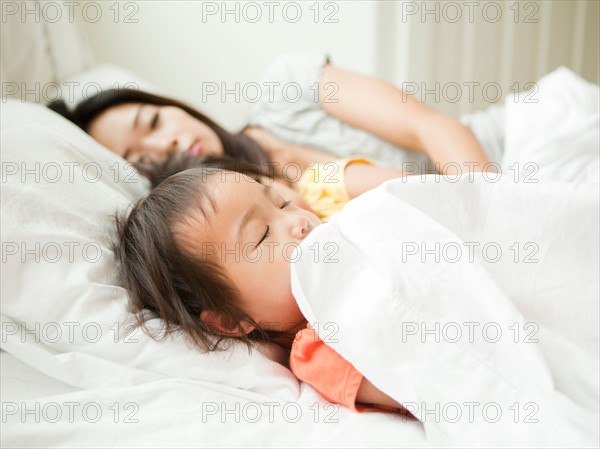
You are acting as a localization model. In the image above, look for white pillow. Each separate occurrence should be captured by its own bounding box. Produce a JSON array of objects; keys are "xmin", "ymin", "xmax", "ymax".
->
[
  {"xmin": 1, "ymin": 1, "xmax": 93, "ymax": 103},
  {"xmin": 0, "ymin": 100, "xmax": 298, "ymax": 400}
]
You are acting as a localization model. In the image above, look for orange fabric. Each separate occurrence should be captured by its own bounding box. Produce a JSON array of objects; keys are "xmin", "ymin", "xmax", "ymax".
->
[
  {"xmin": 290, "ymin": 324, "xmax": 406, "ymax": 414},
  {"xmin": 290, "ymin": 324, "xmax": 364, "ymax": 412}
]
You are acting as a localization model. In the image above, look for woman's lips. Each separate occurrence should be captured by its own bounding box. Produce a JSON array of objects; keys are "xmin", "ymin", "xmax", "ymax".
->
[{"xmin": 188, "ymin": 141, "xmax": 203, "ymax": 156}]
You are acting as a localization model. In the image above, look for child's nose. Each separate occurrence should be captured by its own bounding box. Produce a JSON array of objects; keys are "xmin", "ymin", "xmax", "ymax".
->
[{"xmin": 291, "ymin": 217, "xmax": 313, "ymax": 240}]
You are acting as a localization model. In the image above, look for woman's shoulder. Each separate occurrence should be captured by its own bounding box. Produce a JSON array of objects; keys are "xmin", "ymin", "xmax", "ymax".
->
[
  {"xmin": 248, "ymin": 53, "xmax": 330, "ymax": 117},
  {"xmin": 260, "ymin": 52, "xmax": 330, "ymax": 87}
]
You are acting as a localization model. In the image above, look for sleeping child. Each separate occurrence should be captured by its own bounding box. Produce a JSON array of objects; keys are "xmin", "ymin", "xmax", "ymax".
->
[{"xmin": 113, "ymin": 154, "xmax": 415, "ymax": 414}]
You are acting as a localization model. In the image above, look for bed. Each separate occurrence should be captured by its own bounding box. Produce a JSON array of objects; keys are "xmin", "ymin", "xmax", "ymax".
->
[{"xmin": 2, "ymin": 4, "xmax": 599, "ymax": 448}]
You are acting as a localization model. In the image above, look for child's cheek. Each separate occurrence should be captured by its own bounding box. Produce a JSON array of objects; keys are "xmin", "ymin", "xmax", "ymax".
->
[{"xmin": 283, "ymin": 243, "xmax": 298, "ymax": 262}]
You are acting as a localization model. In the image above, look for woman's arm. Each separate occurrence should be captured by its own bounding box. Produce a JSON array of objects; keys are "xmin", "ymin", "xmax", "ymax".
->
[
  {"xmin": 344, "ymin": 162, "xmax": 406, "ymax": 199},
  {"xmin": 243, "ymin": 126, "xmax": 335, "ymax": 176},
  {"xmin": 319, "ymin": 64, "xmax": 493, "ymax": 174}
]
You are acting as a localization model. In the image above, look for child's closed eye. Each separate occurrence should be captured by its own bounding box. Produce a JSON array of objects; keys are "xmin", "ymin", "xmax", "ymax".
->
[
  {"xmin": 257, "ymin": 200, "xmax": 291, "ymax": 247},
  {"xmin": 258, "ymin": 227, "xmax": 269, "ymax": 247}
]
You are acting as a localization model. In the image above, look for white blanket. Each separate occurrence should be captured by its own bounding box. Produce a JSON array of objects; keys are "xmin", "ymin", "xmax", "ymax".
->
[{"xmin": 291, "ymin": 67, "xmax": 599, "ymax": 447}]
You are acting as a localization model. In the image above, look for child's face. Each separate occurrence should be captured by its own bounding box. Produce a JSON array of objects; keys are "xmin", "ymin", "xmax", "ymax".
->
[{"xmin": 192, "ymin": 173, "xmax": 321, "ymax": 334}]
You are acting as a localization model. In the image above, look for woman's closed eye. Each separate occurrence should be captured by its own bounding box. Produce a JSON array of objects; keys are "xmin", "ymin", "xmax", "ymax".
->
[
  {"xmin": 150, "ymin": 112, "xmax": 160, "ymax": 129},
  {"xmin": 256, "ymin": 200, "xmax": 291, "ymax": 247}
]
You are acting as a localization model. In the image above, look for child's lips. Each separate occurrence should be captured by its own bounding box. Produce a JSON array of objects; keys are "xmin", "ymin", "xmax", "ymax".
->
[{"xmin": 188, "ymin": 141, "xmax": 202, "ymax": 156}]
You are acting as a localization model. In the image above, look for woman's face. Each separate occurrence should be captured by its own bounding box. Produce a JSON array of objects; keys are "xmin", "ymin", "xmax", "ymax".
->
[{"xmin": 87, "ymin": 103, "xmax": 224, "ymax": 163}]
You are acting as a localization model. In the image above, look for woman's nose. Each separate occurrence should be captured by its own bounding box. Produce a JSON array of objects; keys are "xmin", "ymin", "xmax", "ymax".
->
[{"xmin": 143, "ymin": 135, "xmax": 178, "ymax": 159}]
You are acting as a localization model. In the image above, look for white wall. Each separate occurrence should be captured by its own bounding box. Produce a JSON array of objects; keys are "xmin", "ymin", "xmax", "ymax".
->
[
  {"xmin": 80, "ymin": 0, "xmax": 381, "ymax": 131},
  {"xmin": 80, "ymin": 0, "xmax": 599, "ymax": 127}
]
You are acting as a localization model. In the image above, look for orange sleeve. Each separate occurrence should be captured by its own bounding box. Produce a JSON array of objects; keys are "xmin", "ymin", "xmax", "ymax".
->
[
  {"xmin": 290, "ymin": 324, "xmax": 365, "ymax": 412},
  {"xmin": 290, "ymin": 325, "xmax": 410, "ymax": 415}
]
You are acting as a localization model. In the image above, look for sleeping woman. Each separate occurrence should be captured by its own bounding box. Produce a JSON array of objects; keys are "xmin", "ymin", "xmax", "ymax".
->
[{"xmin": 48, "ymin": 53, "xmax": 501, "ymax": 184}]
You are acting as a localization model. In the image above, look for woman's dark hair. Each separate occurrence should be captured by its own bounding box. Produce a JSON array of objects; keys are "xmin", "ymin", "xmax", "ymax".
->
[
  {"xmin": 48, "ymin": 88, "xmax": 269, "ymax": 168},
  {"xmin": 111, "ymin": 167, "xmax": 286, "ymax": 352}
]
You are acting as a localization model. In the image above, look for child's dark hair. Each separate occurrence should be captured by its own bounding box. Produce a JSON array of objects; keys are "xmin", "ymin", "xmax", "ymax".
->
[
  {"xmin": 136, "ymin": 151, "xmax": 272, "ymax": 189},
  {"xmin": 111, "ymin": 167, "xmax": 281, "ymax": 352}
]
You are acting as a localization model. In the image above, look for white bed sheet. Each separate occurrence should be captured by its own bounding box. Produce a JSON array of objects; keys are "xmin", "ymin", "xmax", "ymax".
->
[
  {"xmin": 1, "ymin": 350, "xmax": 80, "ymax": 403},
  {"xmin": 1, "ymin": 347, "xmax": 426, "ymax": 448}
]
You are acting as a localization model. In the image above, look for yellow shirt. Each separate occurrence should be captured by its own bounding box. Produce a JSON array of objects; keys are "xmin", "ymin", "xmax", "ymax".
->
[{"xmin": 297, "ymin": 157, "xmax": 374, "ymax": 222}]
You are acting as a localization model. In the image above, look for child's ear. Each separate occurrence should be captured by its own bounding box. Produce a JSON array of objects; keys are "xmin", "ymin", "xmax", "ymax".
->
[{"xmin": 200, "ymin": 310, "xmax": 256, "ymax": 336}]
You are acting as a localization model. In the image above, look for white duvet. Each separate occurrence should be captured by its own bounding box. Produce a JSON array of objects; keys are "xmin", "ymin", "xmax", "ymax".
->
[
  {"xmin": 291, "ymin": 67, "xmax": 599, "ymax": 447},
  {"xmin": 2, "ymin": 66, "xmax": 598, "ymax": 448}
]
